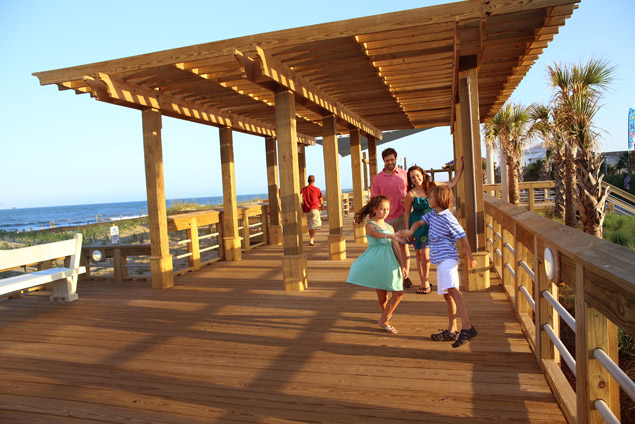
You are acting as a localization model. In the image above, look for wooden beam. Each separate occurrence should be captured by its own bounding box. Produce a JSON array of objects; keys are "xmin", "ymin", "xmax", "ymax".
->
[
  {"xmin": 141, "ymin": 108, "xmax": 174, "ymax": 289},
  {"xmin": 367, "ymin": 135, "xmax": 378, "ymax": 183},
  {"xmin": 235, "ymin": 47, "xmax": 382, "ymax": 140},
  {"xmin": 83, "ymin": 73, "xmax": 316, "ymax": 144}
]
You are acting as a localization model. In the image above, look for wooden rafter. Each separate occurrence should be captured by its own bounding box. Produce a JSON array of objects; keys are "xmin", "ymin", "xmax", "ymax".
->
[
  {"xmin": 234, "ymin": 47, "xmax": 382, "ymax": 140},
  {"xmin": 84, "ymin": 73, "xmax": 315, "ymax": 144}
]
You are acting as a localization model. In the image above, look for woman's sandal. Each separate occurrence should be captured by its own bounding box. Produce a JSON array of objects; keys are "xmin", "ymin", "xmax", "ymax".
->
[
  {"xmin": 431, "ymin": 329, "xmax": 459, "ymax": 341},
  {"xmin": 416, "ymin": 285, "xmax": 432, "ymax": 294}
]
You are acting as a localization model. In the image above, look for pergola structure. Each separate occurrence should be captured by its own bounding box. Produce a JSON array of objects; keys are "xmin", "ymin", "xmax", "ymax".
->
[{"xmin": 33, "ymin": 0, "xmax": 579, "ymax": 291}]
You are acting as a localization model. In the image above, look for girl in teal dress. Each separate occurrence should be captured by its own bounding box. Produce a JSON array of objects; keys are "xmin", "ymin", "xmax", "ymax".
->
[
  {"xmin": 403, "ymin": 162, "xmax": 464, "ymax": 294},
  {"xmin": 347, "ymin": 195, "xmax": 407, "ymax": 334}
]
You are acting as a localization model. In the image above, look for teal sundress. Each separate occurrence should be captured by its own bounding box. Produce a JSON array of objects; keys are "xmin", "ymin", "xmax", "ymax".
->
[
  {"xmin": 346, "ymin": 221, "xmax": 403, "ymax": 291},
  {"xmin": 408, "ymin": 195, "xmax": 432, "ymax": 250}
]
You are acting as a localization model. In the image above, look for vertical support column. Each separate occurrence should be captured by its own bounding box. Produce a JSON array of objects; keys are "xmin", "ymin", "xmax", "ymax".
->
[
  {"xmin": 276, "ymin": 88, "xmax": 307, "ymax": 291},
  {"xmin": 323, "ymin": 115, "xmax": 346, "ymax": 260},
  {"xmin": 458, "ymin": 68, "xmax": 485, "ymax": 253},
  {"xmin": 297, "ymin": 143, "xmax": 308, "ymax": 235},
  {"xmin": 219, "ymin": 126, "xmax": 242, "ymax": 262},
  {"xmin": 367, "ymin": 135, "xmax": 378, "ymax": 186},
  {"xmin": 453, "ymin": 101, "xmax": 466, "ymax": 227},
  {"xmin": 265, "ymin": 136, "xmax": 283, "ymax": 245},
  {"xmin": 350, "ymin": 129, "xmax": 366, "ymax": 243},
  {"xmin": 142, "ymin": 108, "xmax": 174, "ymax": 289},
  {"xmin": 362, "ymin": 151, "xmax": 369, "ymax": 192},
  {"xmin": 187, "ymin": 217, "xmax": 201, "ymax": 270}
]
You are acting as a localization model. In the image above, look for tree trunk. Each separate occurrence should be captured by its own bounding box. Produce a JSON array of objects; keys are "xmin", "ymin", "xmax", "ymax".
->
[
  {"xmin": 507, "ymin": 156, "xmax": 520, "ymax": 205},
  {"xmin": 553, "ymin": 150, "xmax": 566, "ymax": 220},
  {"xmin": 539, "ymin": 157, "xmax": 552, "ymax": 181},
  {"xmin": 564, "ymin": 145, "xmax": 577, "ymax": 228},
  {"xmin": 576, "ymin": 150, "xmax": 608, "ymax": 238}
]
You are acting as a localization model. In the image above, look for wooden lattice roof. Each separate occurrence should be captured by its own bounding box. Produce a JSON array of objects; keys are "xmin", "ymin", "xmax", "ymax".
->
[{"xmin": 33, "ymin": 0, "xmax": 579, "ymax": 144}]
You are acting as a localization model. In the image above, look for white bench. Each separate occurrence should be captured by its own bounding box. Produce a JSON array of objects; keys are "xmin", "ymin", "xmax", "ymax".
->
[{"xmin": 0, "ymin": 233, "xmax": 86, "ymax": 302}]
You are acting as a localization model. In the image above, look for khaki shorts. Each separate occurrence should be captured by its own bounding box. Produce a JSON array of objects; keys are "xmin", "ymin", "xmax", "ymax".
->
[
  {"xmin": 386, "ymin": 216, "xmax": 406, "ymax": 231},
  {"xmin": 306, "ymin": 209, "xmax": 322, "ymax": 230}
]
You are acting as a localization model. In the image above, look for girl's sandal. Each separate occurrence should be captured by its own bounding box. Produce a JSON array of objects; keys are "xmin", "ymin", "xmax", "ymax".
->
[
  {"xmin": 381, "ymin": 324, "xmax": 398, "ymax": 334},
  {"xmin": 416, "ymin": 285, "xmax": 432, "ymax": 294}
]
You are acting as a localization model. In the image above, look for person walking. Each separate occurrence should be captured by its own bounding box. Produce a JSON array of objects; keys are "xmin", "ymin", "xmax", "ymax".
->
[
  {"xmin": 400, "ymin": 185, "xmax": 478, "ymax": 348},
  {"xmin": 370, "ymin": 148, "xmax": 413, "ymax": 288},
  {"xmin": 301, "ymin": 175, "xmax": 323, "ymax": 246},
  {"xmin": 347, "ymin": 195, "xmax": 407, "ymax": 334},
  {"xmin": 403, "ymin": 159, "xmax": 464, "ymax": 294}
]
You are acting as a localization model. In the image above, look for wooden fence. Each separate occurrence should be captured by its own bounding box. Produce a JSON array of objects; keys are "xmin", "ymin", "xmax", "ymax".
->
[
  {"xmin": 80, "ymin": 204, "xmax": 269, "ymax": 281},
  {"xmin": 484, "ymin": 194, "xmax": 635, "ymax": 423},
  {"xmin": 483, "ymin": 181, "xmax": 555, "ymax": 212}
]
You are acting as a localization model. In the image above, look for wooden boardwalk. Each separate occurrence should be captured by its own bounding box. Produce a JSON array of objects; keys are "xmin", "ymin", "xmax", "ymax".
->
[{"xmin": 0, "ymin": 224, "xmax": 566, "ymax": 423}]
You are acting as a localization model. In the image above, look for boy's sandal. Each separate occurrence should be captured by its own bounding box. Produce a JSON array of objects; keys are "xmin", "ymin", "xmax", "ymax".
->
[
  {"xmin": 431, "ymin": 329, "xmax": 459, "ymax": 341},
  {"xmin": 416, "ymin": 285, "xmax": 432, "ymax": 294},
  {"xmin": 451, "ymin": 326, "xmax": 478, "ymax": 348}
]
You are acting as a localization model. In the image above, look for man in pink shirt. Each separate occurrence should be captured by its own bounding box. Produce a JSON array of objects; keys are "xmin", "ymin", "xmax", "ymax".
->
[{"xmin": 371, "ymin": 148, "xmax": 413, "ymax": 288}]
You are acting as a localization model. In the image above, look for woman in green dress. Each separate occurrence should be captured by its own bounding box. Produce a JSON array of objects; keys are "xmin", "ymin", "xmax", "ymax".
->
[
  {"xmin": 403, "ymin": 160, "xmax": 464, "ymax": 294},
  {"xmin": 347, "ymin": 195, "xmax": 407, "ymax": 334}
]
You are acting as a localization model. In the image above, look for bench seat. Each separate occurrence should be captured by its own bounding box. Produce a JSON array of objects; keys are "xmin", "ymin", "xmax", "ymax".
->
[{"xmin": 0, "ymin": 266, "xmax": 86, "ymax": 299}]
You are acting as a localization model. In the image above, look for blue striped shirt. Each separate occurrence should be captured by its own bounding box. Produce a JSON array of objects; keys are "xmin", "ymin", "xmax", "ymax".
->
[{"xmin": 421, "ymin": 209, "xmax": 466, "ymax": 265}]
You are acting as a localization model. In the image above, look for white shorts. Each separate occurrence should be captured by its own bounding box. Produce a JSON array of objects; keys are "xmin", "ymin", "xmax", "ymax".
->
[
  {"xmin": 306, "ymin": 209, "xmax": 322, "ymax": 230},
  {"xmin": 436, "ymin": 259, "xmax": 459, "ymax": 294}
]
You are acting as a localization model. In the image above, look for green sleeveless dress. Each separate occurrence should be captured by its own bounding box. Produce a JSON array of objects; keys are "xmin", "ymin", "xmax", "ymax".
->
[
  {"xmin": 408, "ymin": 195, "xmax": 432, "ymax": 250},
  {"xmin": 346, "ymin": 221, "xmax": 403, "ymax": 291}
]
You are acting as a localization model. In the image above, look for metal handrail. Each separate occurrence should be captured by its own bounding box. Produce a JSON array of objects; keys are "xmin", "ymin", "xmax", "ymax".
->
[
  {"xmin": 519, "ymin": 285, "xmax": 535, "ymax": 311},
  {"xmin": 594, "ymin": 399, "xmax": 619, "ymax": 424},
  {"xmin": 543, "ymin": 290, "xmax": 576, "ymax": 333},
  {"xmin": 593, "ymin": 348, "xmax": 635, "ymax": 401},
  {"xmin": 543, "ymin": 323, "xmax": 576, "ymax": 377},
  {"xmin": 519, "ymin": 260, "xmax": 535, "ymax": 281}
]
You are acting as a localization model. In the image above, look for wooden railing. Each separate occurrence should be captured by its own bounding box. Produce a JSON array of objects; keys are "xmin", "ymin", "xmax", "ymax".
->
[
  {"xmin": 484, "ymin": 194, "xmax": 635, "ymax": 423},
  {"xmin": 483, "ymin": 181, "xmax": 555, "ymax": 212},
  {"xmin": 80, "ymin": 204, "xmax": 269, "ymax": 281}
]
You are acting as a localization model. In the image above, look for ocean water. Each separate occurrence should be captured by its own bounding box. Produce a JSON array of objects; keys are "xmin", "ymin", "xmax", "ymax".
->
[{"xmin": 0, "ymin": 194, "xmax": 268, "ymax": 233}]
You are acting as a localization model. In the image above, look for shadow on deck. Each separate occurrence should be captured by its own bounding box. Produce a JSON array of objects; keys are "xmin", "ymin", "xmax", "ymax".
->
[{"xmin": 0, "ymin": 222, "xmax": 565, "ymax": 423}]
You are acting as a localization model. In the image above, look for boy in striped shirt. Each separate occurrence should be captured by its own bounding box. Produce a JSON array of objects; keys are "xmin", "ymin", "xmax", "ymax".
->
[{"xmin": 399, "ymin": 185, "xmax": 478, "ymax": 348}]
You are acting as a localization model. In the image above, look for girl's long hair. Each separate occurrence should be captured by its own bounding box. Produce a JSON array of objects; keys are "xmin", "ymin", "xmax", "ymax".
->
[
  {"xmin": 407, "ymin": 165, "xmax": 435, "ymax": 194},
  {"xmin": 354, "ymin": 195, "xmax": 390, "ymax": 224}
]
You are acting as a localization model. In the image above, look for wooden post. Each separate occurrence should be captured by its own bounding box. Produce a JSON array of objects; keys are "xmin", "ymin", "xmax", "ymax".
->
[
  {"xmin": 298, "ymin": 143, "xmax": 308, "ymax": 235},
  {"xmin": 362, "ymin": 151, "xmax": 369, "ymax": 191},
  {"xmin": 242, "ymin": 210, "xmax": 251, "ymax": 251},
  {"xmin": 142, "ymin": 108, "xmax": 174, "ymax": 289},
  {"xmin": 265, "ymin": 136, "xmax": 282, "ymax": 245},
  {"xmin": 276, "ymin": 88, "xmax": 307, "ymax": 290},
  {"xmin": 350, "ymin": 129, "xmax": 366, "ymax": 243},
  {"xmin": 576, "ymin": 263, "xmax": 620, "ymax": 423},
  {"xmin": 453, "ymin": 101, "xmax": 466, "ymax": 228},
  {"xmin": 219, "ymin": 126, "xmax": 242, "ymax": 262},
  {"xmin": 323, "ymin": 114, "xmax": 346, "ymax": 260},
  {"xmin": 113, "ymin": 247, "xmax": 123, "ymax": 281},
  {"xmin": 458, "ymin": 68, "xmax": 485, "ymax": 253},
  {"xmin": 187, "ymin": 217, "xmax": 201, "ymax": 270},
  {"xmin": 528, "ymin": 186, "xmax": 536, "ymax": 212},
  {"xmin": 367, "ymin": 135, "xmax": 378, "ymax": 186}
]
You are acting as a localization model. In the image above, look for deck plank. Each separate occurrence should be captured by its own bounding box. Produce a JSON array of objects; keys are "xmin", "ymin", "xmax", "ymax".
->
[{"xmin": 0, "ymin": 224, "xmax": 566, "ymax": 423}]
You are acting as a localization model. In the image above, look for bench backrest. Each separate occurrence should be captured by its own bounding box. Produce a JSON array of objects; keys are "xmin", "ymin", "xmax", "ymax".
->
[{"xmin": 0, "ymin": 233, "xmax": 83, "ymax": 272}]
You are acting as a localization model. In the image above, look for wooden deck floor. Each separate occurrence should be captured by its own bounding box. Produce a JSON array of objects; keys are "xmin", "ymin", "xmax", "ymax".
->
[{"xmin": 0, "ymin": 224, "xmax": 566, "ymax": 423}]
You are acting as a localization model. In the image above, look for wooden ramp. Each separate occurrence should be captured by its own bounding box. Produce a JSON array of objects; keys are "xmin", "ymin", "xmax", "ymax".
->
[{"xmin": 0, "ymin": 224, "xmax": 566, "ymax": 423}]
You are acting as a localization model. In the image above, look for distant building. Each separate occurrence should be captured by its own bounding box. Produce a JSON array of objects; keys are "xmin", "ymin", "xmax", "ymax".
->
[{"xmin": 522, "ymin": 146, "xmax": 547, "ymax": 167}]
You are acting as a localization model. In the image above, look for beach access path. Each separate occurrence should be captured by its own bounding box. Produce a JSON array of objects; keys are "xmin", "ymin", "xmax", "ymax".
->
[{"xmin": 0, "ymin": 220, "xmax": 565, "ymax": 423}]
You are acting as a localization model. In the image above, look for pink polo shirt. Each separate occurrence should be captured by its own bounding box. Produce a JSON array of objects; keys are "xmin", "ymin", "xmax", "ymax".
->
[{"xmin": 370, "ymin": 167, "xmax": 408, "ymax": 221}]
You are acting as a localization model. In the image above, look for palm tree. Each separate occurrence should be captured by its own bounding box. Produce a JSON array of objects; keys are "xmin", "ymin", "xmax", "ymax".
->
[
  {"xmin": 529, "ymin": 103, "xmax": 566, "ymax": 219},
  {"xmin": 547, "ymin": 59, "xmax": 614, "ymax": 237},
  {"xmin": 484, "ymin": 103, "xmax": 532, "ymax": 204}
]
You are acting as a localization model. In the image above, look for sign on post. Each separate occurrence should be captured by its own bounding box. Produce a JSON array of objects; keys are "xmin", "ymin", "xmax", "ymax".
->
[{"xmin": 110, "ymin": 225, "xmax": 120, "ymax": 244}]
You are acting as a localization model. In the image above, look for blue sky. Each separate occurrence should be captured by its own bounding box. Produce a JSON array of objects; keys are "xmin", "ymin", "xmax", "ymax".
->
[{"xmin": 1, "ymin": 0, "xmax": 633, "ymax": 209}]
